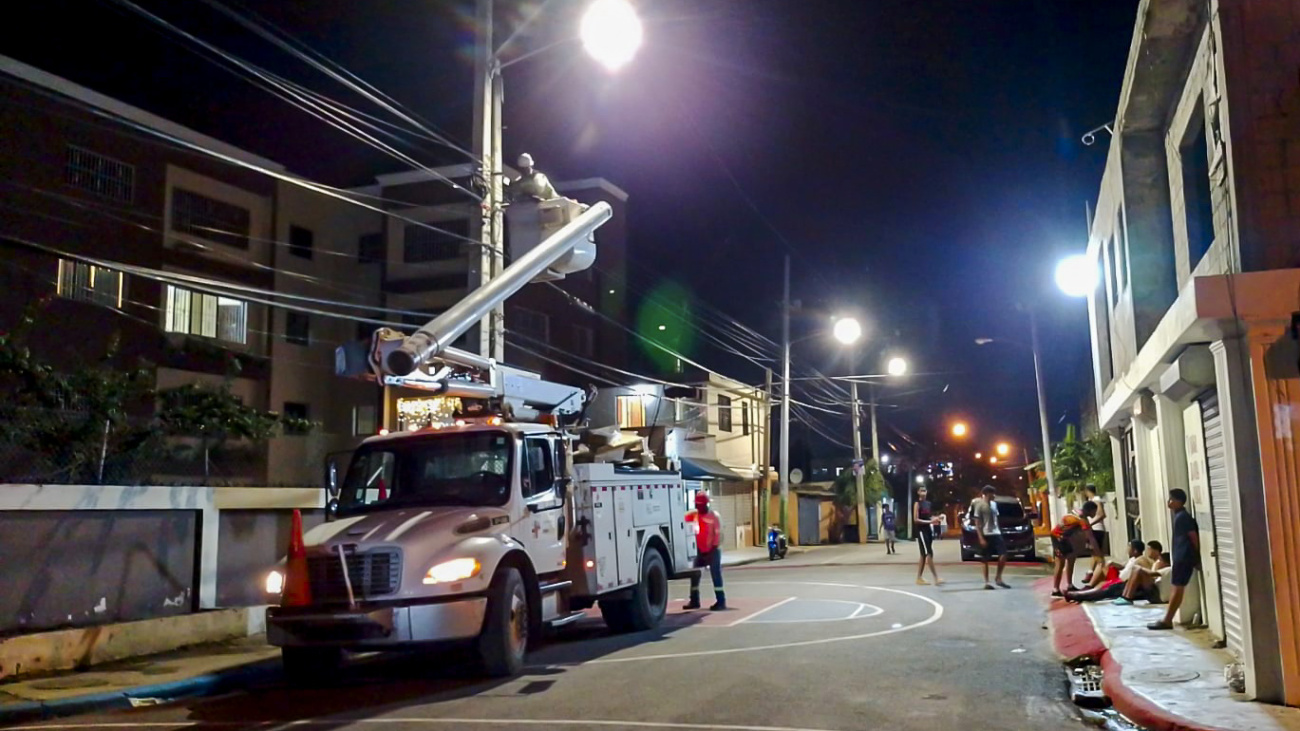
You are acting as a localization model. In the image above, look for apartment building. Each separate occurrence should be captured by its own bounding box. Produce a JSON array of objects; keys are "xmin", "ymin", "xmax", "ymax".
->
[{"xmin": 1082, "ymin": 0, "xmax": 1300, "ymax": 705}]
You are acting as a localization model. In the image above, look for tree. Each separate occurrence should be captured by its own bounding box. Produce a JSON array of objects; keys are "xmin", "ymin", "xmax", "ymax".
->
[
  {"xmin": 829, "ymin": 459, "xmax": 888, "ymax": 539},
  {"xmin": 1028, "ymin": 424, "xmax": 1115, "ymax": 504}
]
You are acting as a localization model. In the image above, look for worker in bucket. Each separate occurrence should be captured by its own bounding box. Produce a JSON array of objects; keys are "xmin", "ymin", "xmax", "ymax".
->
[{"xmin": 684, "ymin": 492, "xmax": 727, "ymax": 611}]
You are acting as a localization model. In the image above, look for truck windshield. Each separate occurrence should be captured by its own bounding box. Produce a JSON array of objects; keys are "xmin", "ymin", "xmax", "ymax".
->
[{"xmin": 338, "ymin": 431, "xmax": 513, "ymax": 515}]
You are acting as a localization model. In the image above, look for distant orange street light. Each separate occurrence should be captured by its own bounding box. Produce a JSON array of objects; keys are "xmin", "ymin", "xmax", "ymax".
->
[
  {"xmin": 996, "ymin": 442, "xmax": 1010, "ymax": 457},
  {"xmin": 951, "ymin": 422, "xmax": 968, "ymax": 438},
  {"xmin": 974, "ymin": 452, "xmax": 983, "ymax": 460},
  {"xmin": 989, "ymin": 456, "xmax": 999, "ymax": 464}
]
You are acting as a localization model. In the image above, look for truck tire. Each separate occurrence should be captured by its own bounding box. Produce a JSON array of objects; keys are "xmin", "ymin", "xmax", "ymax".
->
[
  {"xmin": 281, "ymin": 646, "xmax": 343, "ymax": 684},
  {"xmin": 600, "ymin": 549, "xmax": 668, "ymax": 633},
  {"xmin": 479, "ymin": 566, "xmax": 529, "ymax": 677}
]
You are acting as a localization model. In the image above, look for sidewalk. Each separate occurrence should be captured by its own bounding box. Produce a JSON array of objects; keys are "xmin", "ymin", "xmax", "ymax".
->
[
  {"xmin": 1040, "ymin": 578, "xmax": 1300, "ymax": 731},
  {"xmin": 721, "ymin": 545, "xmax": 802, "ymax": 566},
  {"xmin": 0, "ymin": 636, "xmax": 278, "ymax": 724}
]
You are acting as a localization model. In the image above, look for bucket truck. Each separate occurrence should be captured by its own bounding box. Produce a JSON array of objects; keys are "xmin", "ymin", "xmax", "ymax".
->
[{"xmin": 265, "ymin": 199, "xmax": 698, "ymax": 679}]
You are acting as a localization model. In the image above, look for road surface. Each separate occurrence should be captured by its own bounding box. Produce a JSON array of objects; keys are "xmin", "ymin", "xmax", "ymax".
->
[{"xmin": 7, "ymin": 544, "xmax": 1084, "ymax": 731}]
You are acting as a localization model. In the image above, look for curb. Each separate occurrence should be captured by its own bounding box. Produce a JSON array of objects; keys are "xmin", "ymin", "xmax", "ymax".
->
[
  {"xmin": 0, "ymin": 659, "xmax": 279, "ymax": 726},
  {"xmin": 1038, "ymin": 578, "xmax": 1233, "ymax": 731}
]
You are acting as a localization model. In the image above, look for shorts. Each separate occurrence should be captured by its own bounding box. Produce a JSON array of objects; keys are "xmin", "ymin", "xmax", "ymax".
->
[
  {"xmin": 1052, "ymin": 534, "xmax": 1075, "ymax": 558},
  {"xmin": 883, "ymin": 529, "xmax": 896, "ymax": 541},
  {"xmin": 981, "ymin": 534, "xmax": 1006, "ymax": 557},
  {"xmin": 1092, "ymin": 530, "xmax": 1110, "ymax": 556},
  {"xmin": 1171, "ymin": 561, "xmax": 1195, "ymax": 587},
  {"xmin": 916, "ymin": 524, "xmax": 934, "ymax": 557}
]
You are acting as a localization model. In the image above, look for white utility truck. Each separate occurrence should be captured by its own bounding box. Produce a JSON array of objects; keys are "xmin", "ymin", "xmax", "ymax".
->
[{"xmin": 265, "ymin": 200, "xmax": 698, "ymax": 678}]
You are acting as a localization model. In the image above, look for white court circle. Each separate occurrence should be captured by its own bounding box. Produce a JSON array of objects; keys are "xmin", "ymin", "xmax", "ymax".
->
[
  {"xmin": 743, "ymin": 598, "xmax": 884, "ymax": 623},
  {"xmin": 581, "ymin": 581, "xmax": 943, "ymax": 664}
]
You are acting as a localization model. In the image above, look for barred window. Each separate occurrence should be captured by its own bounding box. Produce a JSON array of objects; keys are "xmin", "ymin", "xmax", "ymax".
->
[
  {"xmin": 285, "ymin": 311, "xmax": 310, "ymax": 346},
  {"xmin": 171, "ymin": 188, "xmax": 251, "ymax": 250},
  {"xmin": 163, "ymin": 285, "xmax": 247, "ymax": 344},
  {"xmin": 57, "ymin": 259, "xmax": 124, "ymax": 308},
  {"xmin": 65, "ymin": 146, "xmax": 134, "ymax": 203},
  {"xmin": 403, "ymin": 219, "xmax": 467, "ymax": 263}
]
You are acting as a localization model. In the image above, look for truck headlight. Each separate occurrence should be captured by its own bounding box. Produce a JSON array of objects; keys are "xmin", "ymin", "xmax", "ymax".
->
[
  {"xmin": 423, "ymin": 558, "xmax": 481, "ymax": 585},
  {"xmin": 265, "ymin": 570, "xmax": 285, "ymax": 595}
]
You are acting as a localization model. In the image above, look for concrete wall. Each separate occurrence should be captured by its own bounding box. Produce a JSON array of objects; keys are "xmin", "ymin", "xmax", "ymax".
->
[{"xmin": 0, "ymin": 484, "xmax": 322, "ymax": 636}]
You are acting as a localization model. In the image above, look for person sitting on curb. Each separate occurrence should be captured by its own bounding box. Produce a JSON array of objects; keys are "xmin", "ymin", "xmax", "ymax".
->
[
  {"xmin": 1112, "ymin": 542, "xmax": 1169, "ymax": 605},
  {"xmin": 1051, "ymin": 501, "xmax": 1100, "ymax": 598},
  {"xmin": 1066, "ymin": 539, "xmax": 1155, "ymax": 603},
  {"xmin": 1149, "ymin": 488, "xmax": 1199, "ymax": 630}
]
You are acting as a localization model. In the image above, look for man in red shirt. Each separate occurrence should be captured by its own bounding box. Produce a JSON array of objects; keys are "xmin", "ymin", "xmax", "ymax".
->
[
  {"xmin": 1051, "ymin": 501, "xmax": 1100, "ymax": 597},
  {"xmin": 685, "ymin": 493, "xmax": 727, "ymax": 611}
]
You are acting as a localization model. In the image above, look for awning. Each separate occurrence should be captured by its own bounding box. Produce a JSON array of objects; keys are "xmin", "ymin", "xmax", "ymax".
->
[{"xmin": 680, "ymin": 457, "xmax": 747, "ymax": 481}]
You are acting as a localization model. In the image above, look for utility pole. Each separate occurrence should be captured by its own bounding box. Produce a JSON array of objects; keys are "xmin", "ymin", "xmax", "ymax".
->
[
  {"xmin": 760, "ymin": 368, "xmax": 773, "ymax": 543},
  {"xmin": 850, "ymin": 374, "xmax": 868, "ymax": 544},
  {"xmin": 1029, "ymin": 308, "xmax": 1058, "ymax": 523},
  {"xmin": 779, "ymin": 256, "xmax": 791, "ymax": 534},
  {"xmin": 472, "ymin": 0, "xmax": 506, "ymax": 362}
]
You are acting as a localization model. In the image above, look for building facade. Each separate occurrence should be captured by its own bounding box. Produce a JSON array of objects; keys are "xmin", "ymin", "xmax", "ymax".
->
[{"xmin": 1083, "ymin": 0, "xmax": 1300, "ymax": 705}]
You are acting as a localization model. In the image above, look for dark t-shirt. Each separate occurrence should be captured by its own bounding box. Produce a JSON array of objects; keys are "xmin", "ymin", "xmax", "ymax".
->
[
  {"xmin": 882, "ymin": 512, "xmax": 896, "ymax": 531},
  {"xmin": 915, "ymin": 500, "xmax": 932, "ymax": 524},
  {"xmin": 1172, "ymin": 508, "xmax": 1200, "ymax": 568}
]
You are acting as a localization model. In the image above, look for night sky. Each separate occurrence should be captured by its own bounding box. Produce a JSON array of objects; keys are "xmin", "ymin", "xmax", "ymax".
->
[{"xmin": 1, "ymin": 0, "xmax": 1141, "ymax": 464}]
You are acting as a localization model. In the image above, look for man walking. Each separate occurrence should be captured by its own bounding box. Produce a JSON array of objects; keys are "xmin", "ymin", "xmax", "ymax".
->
[
  {"xmin": 972, "ymin": 485, "xmax": 1010, "ymax": 589},
  {"xmin": 1149, "ymin": 489, "xmax": 1199, "ymax": 631},
  {"xmin": 685, "ymin": 492, "xmax": 727, "ymax": 611},
  {"xmin": 881, "ymin": 504, "xmax": 898, "ymax": 555}
]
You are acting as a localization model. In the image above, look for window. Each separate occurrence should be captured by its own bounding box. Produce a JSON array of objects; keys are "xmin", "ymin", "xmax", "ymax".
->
[
  {"xmin": 171, "ymin": 188, "xmax": 251, "ymax": 250},
  {"xmin": 352, "ymin": 404, "xmax": 377, "ymax": 436},
  {"xmin": 403, "ymin": 219, "xmax": 468, "ymax": 263},
  {"xmin": 573, "ymin": 325, "xmax": 595, "ymax": 358},
  {"xmin": 1181, "ymin": 101, "xmax": 1215, "ymax": 270},
  {"xmin": 285, "ymin": 311, "xmax": 310, "ymax": 346},
  {"xmin": 282, "ymin": 402, "xmax": 310, "ymax": 435},
  {"xmin": 338, "ymin": 433, "xmax": 511, "ymax": 513},
  {"xmin": 57, "ymin": 260, "xmax": 124, "ymax": 308},
  {"xmin": 66, "ymin": 146, "xmax": 133, "ymax": 203},
  {"xmin": 358, "ymin": 232, "xmax": 384, "ymax": 264},
  {"xmin": 288, "ymin": 225, "xmax": 314, "ymax": 260},
  {"xmin": 1122, "ymin": 427, "xmax": 1139, "ymax": 539},
  {"xmin": 512, "ymin": 308, "xmax": 550, "ymax": 344},
  {"xmin": 718, "ymin": 394, "xmax": 733, "ymax": 432},
  {"xmin": 742, "ymin": 400, "xmax": 750, "ymax": 435},
  {"xmin": 522, "ymin": 437, "xmax": 555, "ymax": 498},
  {"xmin": 163, "ymin": 285, "xmax": 247, "ymax": 344},
  {"xmin": 616, "ymin": 394, "xmax": 647, "ymax": 429}
]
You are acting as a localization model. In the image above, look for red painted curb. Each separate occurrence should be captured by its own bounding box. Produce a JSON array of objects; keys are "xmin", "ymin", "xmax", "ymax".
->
[{"xmin": 1036, "ymin": 577, "xmax": 1232, "ymax": 731}]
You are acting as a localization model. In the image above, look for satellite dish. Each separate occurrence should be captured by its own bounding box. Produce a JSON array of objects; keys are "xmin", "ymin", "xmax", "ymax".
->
[{"xmin": 790, "ymin": 468, "xmax": 804, "ymax": 485}]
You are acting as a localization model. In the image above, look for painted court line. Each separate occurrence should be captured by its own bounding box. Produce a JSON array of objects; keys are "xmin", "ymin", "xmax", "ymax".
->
[
  {"xmin": 728, "ymin": 596, "xmax": 796, "ymax": 626},
  {"xmin": 9, "ymin": 719, "xmax": 849, "ymax": 731}
]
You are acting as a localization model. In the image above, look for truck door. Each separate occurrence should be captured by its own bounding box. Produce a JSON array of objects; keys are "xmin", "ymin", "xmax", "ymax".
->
[{"xmin": 509, "ymin": 435, "xmax": 567, "ymax": 574}]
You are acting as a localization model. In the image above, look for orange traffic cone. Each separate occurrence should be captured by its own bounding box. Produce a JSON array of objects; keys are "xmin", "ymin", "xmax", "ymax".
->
[{"xmin": 282, "ymin": 509, "xmax": 312, "ymax": 607}]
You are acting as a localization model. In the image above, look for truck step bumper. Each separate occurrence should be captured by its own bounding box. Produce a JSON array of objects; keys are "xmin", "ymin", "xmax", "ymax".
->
[{"xmin": 267, "ymin": 598, "xmax": 488, "ymax": 648}]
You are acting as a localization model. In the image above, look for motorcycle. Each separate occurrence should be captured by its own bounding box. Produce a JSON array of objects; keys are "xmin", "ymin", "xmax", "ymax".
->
[{"xmin": 767, "ymin": 525, "xmax": 789, "ymax": 560}]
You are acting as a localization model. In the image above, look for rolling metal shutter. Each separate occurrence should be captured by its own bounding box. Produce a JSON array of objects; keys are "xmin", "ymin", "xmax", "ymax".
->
[{"xmin": 1199, "ymin": 390, "xmax": 1245, "ymax": 658}]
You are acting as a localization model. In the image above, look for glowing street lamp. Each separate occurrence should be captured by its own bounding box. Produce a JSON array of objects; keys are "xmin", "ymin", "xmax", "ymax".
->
[
  {"xmin": 974, "ymin": 452, "xmax": 983, "ymax": 460},
  {"xmin": 832, "ymin": 317, "xmax": 862, "ymax": 346},
  {"xmin": 886, "ymin": 356, "xmax": 908, "ymax": 376},
  {"xmin": 1054, "ymin": 254, "xmax": 1098, "ymax": 298},
  {"xmin": 989, "ymin": 456, "xmax": 999, "ymax": 465},
  {"xmin": 996, "ymin": 442, "xmax": 1010, "ymax": 457},
  {"xmin": 581, "ymin": 0, "xmax": 644, "ymax": 72},
  {"xmin": 951, "ymin": 422, "xmax": 968, "ymax": 438}
]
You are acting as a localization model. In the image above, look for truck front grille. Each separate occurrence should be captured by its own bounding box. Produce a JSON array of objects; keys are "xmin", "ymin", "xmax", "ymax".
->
[{"xmin": 307, "ymin": 549, "xmax": 401, "ymax": 603}]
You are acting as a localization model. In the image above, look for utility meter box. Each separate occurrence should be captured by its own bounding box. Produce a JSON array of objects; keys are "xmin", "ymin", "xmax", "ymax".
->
[{"xmin": 506, "ymin": 197, "xmax": 596, "ymax": 281}]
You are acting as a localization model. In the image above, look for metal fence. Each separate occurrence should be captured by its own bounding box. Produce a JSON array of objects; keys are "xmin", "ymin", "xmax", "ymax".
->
[{"xmin": 0, "ymin": 406, "xmax": 271, "ymax": 486}]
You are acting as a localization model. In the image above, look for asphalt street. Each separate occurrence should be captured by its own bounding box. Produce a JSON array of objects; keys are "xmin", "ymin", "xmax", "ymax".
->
[{"xmin": 5, "ymin": 544, "xmax": 1084, "ymax": 731}]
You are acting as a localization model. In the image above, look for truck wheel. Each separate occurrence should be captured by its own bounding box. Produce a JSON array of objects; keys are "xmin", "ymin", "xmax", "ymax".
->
[
  {"xmin": 625, "ymin": 549, "xmax": 668, "ymax": 631},
  {"xmin": 479, "ymin": 566, "xmax": 529, "ymax": 677},
  {"xmin": 598, "ymin": 597, "xmax": 633, "ymax": 633},
  {"xmin": 281, "ymin": 646, "xmax": 343, "ymax": 684}
]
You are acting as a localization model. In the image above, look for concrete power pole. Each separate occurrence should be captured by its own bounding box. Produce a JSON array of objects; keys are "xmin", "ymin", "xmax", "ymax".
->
[
  {"xmin": 779, "ymin": 256, "xmax": 791, "ymax": 534},
  {"xmin": 760, "ymin": 367, "xmax": 773, "ymax": 541},
  {"xmin": 472, "ymin": 0, "xmax": 506, "ymax": 362},
  {"xmin": 850, "ymin": 375, "xmax": 868, "ymax": 543}
]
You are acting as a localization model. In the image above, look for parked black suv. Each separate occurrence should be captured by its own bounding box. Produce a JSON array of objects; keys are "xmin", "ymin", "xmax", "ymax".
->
[{"xmin": 960, "ymin": 495, "xmax": 1037, "ymax": 561}]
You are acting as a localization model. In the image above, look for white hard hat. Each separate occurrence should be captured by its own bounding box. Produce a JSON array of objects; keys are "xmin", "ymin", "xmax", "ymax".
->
[{"xmin": 517, "ymin": 153, "xmax": 534, "ymax": 168}]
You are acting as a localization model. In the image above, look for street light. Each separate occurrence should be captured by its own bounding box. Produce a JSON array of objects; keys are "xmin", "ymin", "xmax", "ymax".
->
[
  {"xmin": 1054, "ymin": 254, "xmax": 1098, "ymax": 298},
  {"xmin": 830, "ymin": 316, "xmax": 872, "ymax": 545},
  {"xmin": 990, "ymin": 456, "xmax": 999, "ymax": 464},
  {"xmin": 996, "ymin": 442, "xmax": 1010, "ymax": 457},
  {"xmin": 471, "ymin": 0, "xmax": 643, "ymax": 362},
  {"xmin": 974, "ymin": 451, "xmax": 983, "ymax": 459},
  {"xmin": 951, "ymin": 422, "xmax": 968, "ymax": 438},
  {"xmin": 580, "ymin": 0, "xmax": 644, "ymax": 72},
  {"xmin": 832, "ymin": 317, "xmax": 862, "ymax": 345},
  {"xmin": 886, "ymin": 356, "xmax": 908, "ymax": 376}
]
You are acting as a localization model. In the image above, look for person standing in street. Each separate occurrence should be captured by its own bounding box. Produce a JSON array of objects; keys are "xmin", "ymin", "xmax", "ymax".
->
[
  {"xmin": 685, "ymin": 493, "xmax": 727, "ymax": 611},
  {"xmin": 972, "ymin": 485, "xmax": 1010, "ymax": 589},
  {"xmin": 1149, "ymin": 489, "xmax": 1199, "ymax": 631},
  {"xmin": 881, "ymin": 504, "xmax": 898, "ymax": 555},
  {"xmin": 1051, "ymin": 501, "xmax": 1100, "ymax": 597},
  {"xmin": 1083, "ymin": 484, "xmax": 1109, "ymax": 570},
  {"xmin": 913, "ymin": 487, "xmax": 944, "ymax": 586}
]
